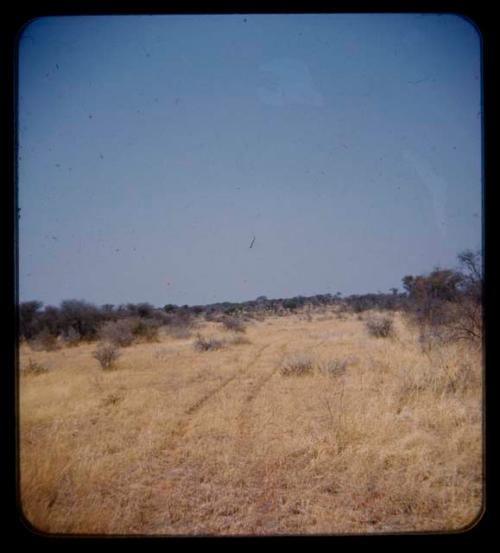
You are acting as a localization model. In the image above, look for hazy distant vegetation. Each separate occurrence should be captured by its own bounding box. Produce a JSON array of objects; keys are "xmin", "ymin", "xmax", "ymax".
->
[{"xmin": 18, "ymin": 249, "xmax": 482, "ymax": 352}]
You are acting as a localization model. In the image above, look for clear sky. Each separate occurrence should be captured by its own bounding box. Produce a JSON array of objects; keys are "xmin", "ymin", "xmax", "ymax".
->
[{"xmin": 17, "ymin": 13, "xmax": 482, "ymax": 307}]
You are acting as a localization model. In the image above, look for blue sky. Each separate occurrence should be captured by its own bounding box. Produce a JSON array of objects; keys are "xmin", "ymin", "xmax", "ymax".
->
[{"xmin": 17, "ymin": 13, "xmax": 482, "ymax": 307}]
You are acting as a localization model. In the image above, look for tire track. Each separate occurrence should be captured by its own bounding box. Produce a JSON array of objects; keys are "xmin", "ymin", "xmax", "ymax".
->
[
  {"xmin": 135, "ymin": 342, "xmax": 272, "ymax": 533},
  {"xmin": 185, "ymin": 342, "xmax": 270, "ymax": 416},
  {"xmin": 237, "ymin": 341, "xmax": 289, "ymax": 440},
  {"xmin": 155, "ymin": 342, "xmax": 271, "ymax": 456},
  {"xmin": 233, "ymin": 342, "xmax": 289, "ymax": 527}
]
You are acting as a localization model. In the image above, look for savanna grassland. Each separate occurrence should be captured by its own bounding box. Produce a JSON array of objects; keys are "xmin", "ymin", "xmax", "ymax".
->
[{"xmin": 18, "ymin": 308, "xmax": 483, "ymax": 535}]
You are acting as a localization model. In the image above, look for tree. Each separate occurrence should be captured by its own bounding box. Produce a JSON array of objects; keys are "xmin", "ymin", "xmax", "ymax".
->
[
  {"xmin": 455, "ymin": 249, "xmax": 483, "ymax": 342},
  {"xmin": 458, "ymin": 249, "xmax": 482, "ymax": 283},
  {"xmin": 59, "ymin": 299, "xmax": 102, "ymax": 339},
  {"xmin": 402, "ymin": 275, "xmax": 415, "ymax": 295},
  {"xmin": 283, "ymin": 298, "xmax": 300, "ymax": 310},
  {"xmin": 135, "ymin": 303, "xmax": 155, "ymax": 318},
  {"xmin": 402, "ymin": 251, "xmax": 483, "ymax": 344},
  {"xmin": 19, "ymin": 301, "xmax": 43, "ymax": 339},
  {"xmin": 457, "ymin": 249, "xmax": 482, "ymax": 304}
]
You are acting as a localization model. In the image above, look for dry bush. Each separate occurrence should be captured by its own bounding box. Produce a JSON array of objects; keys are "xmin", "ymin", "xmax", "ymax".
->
[
  {"xmin": 365, "ymin": 316, "xmax": 394, "ymax": 338},
  {"xmin": 279, "ymin": 353, "xmax": 315, "ymax": 376},
  {"xmin": 153, "ymin": 347, "xmax": 173, "ymax": 361},
  {"xmin": 167, "ymin": 326, "xmax": 193, "ymax": 339},
  {"xmin": 99, "ymin": 318, "xmax": 161, "ymax": 346},
  {"xmin": 318, "ymin": 358, "xmax": 348, "ymax": 377},
  {"xmin": 402, "ymin": 253, "xmax": 483, "ymax": 348},
  {"xmin": 92, "ymin": 343, "xmax": 121, "ymax": 370},
  {"xmin": 193, "ymin": 335, "xmax": 226, "ymax": 352},
  {"xmin": 417, "ymin": 326, "xmax": 447, "ymax": 353},
  {"xmin": 99, "ymin": 319, "xmax": 135, "ymax": 347},
  {"xmin": 250, "ymin": 312, "xmax": 266, "ymax": 322},
  {"xmin": 398, "ymin": 355, "xmax": 480, "ymax": 398},
  {"xmin": 204, "ymin": 311, "xmax": 219, "ymax": 322},
  {"xmin": 23, "ymin": 358, "xmax": 49, "ymax": 376},
  {"xmin": 225, "ymin": 335, "xmax": 252, "ymax": 346},
  {"xmin": 430, "ymin": 301, "xmax": 482, "ymax": 346},
  {"xmin": 164, "ymin": 313, "xmax": 196, "ymax": 339},
  {"xmin": 28, "ymin": 329, "xmax": 60, "ymax": 352},
  {"xmin": 60, "ymin": 327, "xmax": 81, "ymax": 347},
  {"xmin": 221, "ymin": 316, "xmax": 246, "ymax": 333},
  {"xmin": 130, "ymin": 318, "xmax": 162, "ymax": 343},
  {"xmin": 407, "ymin": 301, "xmax": 482, "ymax": 352}
]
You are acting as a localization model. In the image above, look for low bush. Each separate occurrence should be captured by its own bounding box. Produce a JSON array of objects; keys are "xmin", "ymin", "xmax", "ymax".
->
[
  {"xmin": 93, "ymin": 343, "xmax": 121, "ymax": 370},
  {"xmin": 204, "ymin": 311, "xmax": 219, "ymax": 322},
  {"xmin": 365, "ymin": 317, "xmax": 394, "ymax": 338},
  {"xmin": 60, "ymin": 327, "xmax": 81, "ymax": 347},
  {"xmin": 279, "ymin": 353, "xmax": 315, "ymax": 376},
  {"xmin": 318, "ymin": 358, "xmax": 348, "ymax": 377},
  {"xmin": 225, "ymin": 335, "xmax": 251, "ymax": 346},
  {"xmin": 221, "ymin": 316, "xmax": 246, "ymax": 333},
  {"xmin": 417, "ymin": 326, "xmax": 448, "ymax": 353},
  {"xmin": 99, "ymin": 319, "xmax": 135, "ymax": 347},
  {"xmin": 167, "ymin": 326, "xmax": 193, "ymax": 339},
  {"xmin": 153, "ymin": 347, "xmax": 173, "ymax": 360},
  {"xmin": 24, "ymin": 358, "xmax": 49, "ymax": 376},
  {"xmin": 193, "ymin": 335, "xmax": 226, "ymax": 352},
  {"xmin": 28, "ymin": 329, "xmax": 60, "ymax": 352},
  {"xmin": 130, "ymin": 317, "xmax": 161, "ymax": 342}
]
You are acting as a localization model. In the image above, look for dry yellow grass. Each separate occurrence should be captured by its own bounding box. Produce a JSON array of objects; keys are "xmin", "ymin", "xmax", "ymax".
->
[{"xmin": 18, "ymin": 310, "xmax": 483, "ymax": 535}]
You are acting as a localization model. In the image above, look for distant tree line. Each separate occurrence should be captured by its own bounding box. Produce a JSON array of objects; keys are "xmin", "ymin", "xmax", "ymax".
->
[
  {"xmin": 19, "ymin": 300, "xmax": 160, "ymax": 342},
  {"xmin": 18, "ymin": 249, "xmax": 482, "ymax": 349}
]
